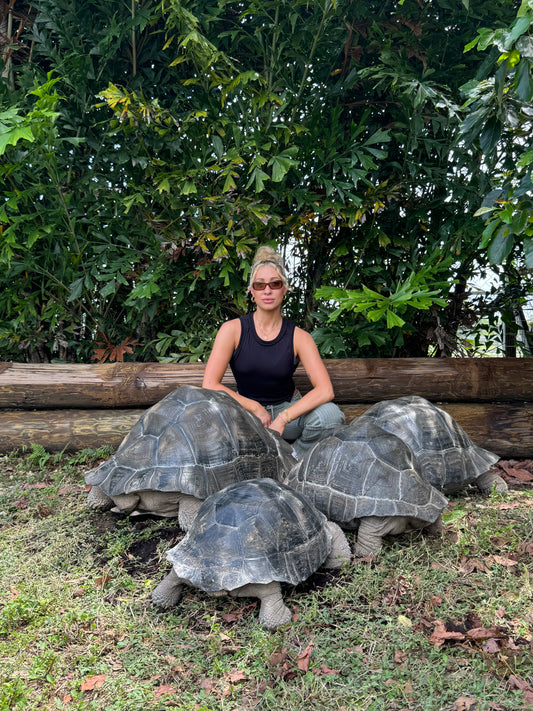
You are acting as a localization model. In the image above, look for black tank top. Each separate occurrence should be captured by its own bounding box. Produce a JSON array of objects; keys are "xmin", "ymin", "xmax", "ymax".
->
[{"xmin": 229, "ymin": 313, "xmax": 297, "ymax": 406}]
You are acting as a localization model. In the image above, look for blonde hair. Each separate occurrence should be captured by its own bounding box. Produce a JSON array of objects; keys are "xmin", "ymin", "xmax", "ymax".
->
[{"xmin": 247, "ymin": 246, "xmax": 290, "ymax": 292}]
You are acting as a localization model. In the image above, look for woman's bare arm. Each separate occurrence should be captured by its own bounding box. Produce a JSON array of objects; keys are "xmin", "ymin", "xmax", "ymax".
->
[
  {"xmin": 268, "ymin": 327, "xmax": 334, "ymax": 435},
  {"xmin": 202, "ymin": 320, "xmax": 272, "ymax": 426}
]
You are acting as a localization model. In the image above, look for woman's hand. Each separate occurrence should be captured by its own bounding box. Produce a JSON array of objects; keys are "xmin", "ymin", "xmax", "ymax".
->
[
  {"xmin": 252, "ymin": 403, "xmax": 272, "ymax": 428},
  {"xmin": 268, "ymin": 413, "xmax": 286, "ymax": 436}
]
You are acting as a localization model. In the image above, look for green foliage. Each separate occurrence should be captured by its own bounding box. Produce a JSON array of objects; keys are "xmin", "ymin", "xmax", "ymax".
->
[
  {"xmin": 0, "ymin": 0, "xmax": 530, "ymax": 361},
  {"xmin": 316, "ymin": 268, "xmax": 449, "ymax": 329},
  {"xmin": 461, "ymin": 0, "xmax": 533, "ymax": 268}
]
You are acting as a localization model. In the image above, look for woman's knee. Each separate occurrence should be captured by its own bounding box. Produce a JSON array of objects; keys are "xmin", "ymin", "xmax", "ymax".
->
[{"xmin": 303, "ymin": 402, "xmax": 345, "ymax": 431}]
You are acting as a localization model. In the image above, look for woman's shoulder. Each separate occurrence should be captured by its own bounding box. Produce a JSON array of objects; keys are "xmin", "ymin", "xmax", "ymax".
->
[
  {"xmin": 293, "ymin": 325, "xmax": 320, "ymax": 354},
  {"xmin": 218, "ymin": 317, "xmax": 242, "ymax": 335}
]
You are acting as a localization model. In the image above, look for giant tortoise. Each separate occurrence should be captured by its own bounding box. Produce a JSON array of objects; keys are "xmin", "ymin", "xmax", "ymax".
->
[
  {"xmin": 151, "ymin": 478, "xmax": 351, "ymax": 629},
  {"xmin": 85, "ymin": 385, "xmax": 296, "ymax": 529},
  {"xmin": 284, "ymin": 418, "xmax": 449, "ymax": 556},
  {"xmin": 360, "ymin": 396, "xmax": 506, "ymax": 495}
]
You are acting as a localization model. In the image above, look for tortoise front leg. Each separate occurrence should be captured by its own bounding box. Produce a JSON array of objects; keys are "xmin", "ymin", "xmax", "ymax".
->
[
  {"xmin": 476, "ymin": 469, "xmax": 508, "ymax": 496},
  {"xmin": 178, "ymin": 495, "xmax": 203, "ymax": 531},
  {"xmin": 231, "ymin": 582, "xmax": 292, "ymax": 629},
  {"xmin": 355, "ymin": 516, "xmax": 410, "ymax": 557},
  {"xmin": 324, "ymin": 521, "xmax": 352, "ymax": 567},
  {"xmin": 152, "ymin": 569, "xmax": 185, "ymax": 608},
  {"xmin": 86, "ymin": 485, "xmax": 113, "ymax": 510}
]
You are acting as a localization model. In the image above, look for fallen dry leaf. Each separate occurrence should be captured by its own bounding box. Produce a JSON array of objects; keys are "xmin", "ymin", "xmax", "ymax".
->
[
  {"xmin": 507, "ymin": 675, "xmax": 533, "ymax": 692},
  {"xmin": 466, "ymin": 627, "xmax": 505, "ymax": 641},
  {"xmin": 153, "ymin": 684, "xmax": 177, "ymax": 701},
  {"xmin": 459, "ymin": 557, "xmax": 490, "ymax": 574},
  {"xmin": 429, "ymin": 622, "xmax": 465, "ymax": 647},
  {"xmin": 227, "ymin": 670, "xmax": 248, "ymax": 684},
  {"xmin": 430, "ymin": 594, "xmax": 443, "ymax": 607},
  {"xmin": 519, "ymin": 541, "xmax": 533, "ymax": 555},
  {"xmin": 453, "ymin": 696, "xmax": 478, "ymax": 710},
  {"xmin": 198, "ymin": 678, "xmax": 216, "ymax": 693},
  {"xmin": 394, "ymin": 651, "xmax": 408, "ymax": 665},
  {"xmin": 482, "ymin": 639, "xmax": 500, "ymax": 654},
  {"xmin": 297, "ymin": 641, "xmax": 314, "ymax": 672},
  {"xmin": 497, "ymin": 461, "xmax": 533, "ymax": 484},
  {"xmin": 81, "ymin": 674, "xmax": 107, "ymax": 692},
  {"xmin": 313, "ymin": 663, "xmax": 339, "ymax": 676},
  {"xmin": 221, "ymin": 602, "xmax": 256, "ymax": 623},
  {"xmin": 268, "ymin": 648, "xmax": 291, "ymax": 668},
  {"xmin": 488, "ymin": 555, "xmax": 518, "ymax": 567}
]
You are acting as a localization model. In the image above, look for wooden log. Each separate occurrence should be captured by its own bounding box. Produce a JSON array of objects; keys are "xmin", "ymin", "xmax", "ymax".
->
[
  {"xmin": 0, "ymin": 409, "xmax": 145, "ymax": 453},
  {"xmin": 1, "ymin": 358, "xmax": 533, "ymax": 408},
  {"xmin": 1, "ymin": 402, "xmax": 531, "ymax": 458},
  {"xmin": 341, "ymin": 403, "xmax": 533, "ymax": 459}
]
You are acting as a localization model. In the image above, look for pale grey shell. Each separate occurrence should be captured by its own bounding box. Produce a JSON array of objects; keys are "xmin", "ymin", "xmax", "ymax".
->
[
  {"xmin": 85, "ymin": 385, "xmax": 296, "ymax": 499},
  {"xmin": 165, "ymin": 478, "xmax": 332, "ymax": 592},
  {"xmin": 360, "ymin": 396, "xmax": 500, "ymax": 493},
  {"xmin": 284, "ymin": 418, "xmax": 448, "ymax": 525}
]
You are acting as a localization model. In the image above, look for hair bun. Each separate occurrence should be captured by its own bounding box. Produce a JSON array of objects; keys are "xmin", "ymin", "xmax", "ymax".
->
[
  {"xmin": 248, "ymin": 245, "xmax": 290, "ymax": 291},
  {"xmin": 252, "ymin": 245, "xmax": 284, "ymax": 270}
]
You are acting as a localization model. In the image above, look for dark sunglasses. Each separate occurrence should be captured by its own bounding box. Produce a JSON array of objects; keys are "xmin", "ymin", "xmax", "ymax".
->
[{"xmin": 252, "ymin": 280, "xmax": 284, "ymax": 291}]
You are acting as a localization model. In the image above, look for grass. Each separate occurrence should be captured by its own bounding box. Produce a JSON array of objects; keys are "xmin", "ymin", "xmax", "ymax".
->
[{"xmin": 0, "ymin": 449, "xmax": 532, "ymax": 711}]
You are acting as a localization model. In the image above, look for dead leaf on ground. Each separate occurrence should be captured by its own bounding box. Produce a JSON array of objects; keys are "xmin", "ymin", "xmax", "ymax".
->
[
  {"xmin": 268, "ymin": 648, "xmax": 291, "ymax": 668},
  {"xmin": 313, "ymin": 663, "xmax": 339, "ymax": 676},
  {"xmin": 154, "ymin": 684, "xmax": 177, "ymax": 701},
  {"xmin": 519, "ymin": 541, "xmax": 533, "ymax": 555},
  {"xmin": 227, "ymin": 670, "xmax": 248, "ymax": 684},
  {"xmin": 459, "ymin": 556, "xmax": 490, "ymax": 574},
  {"xmin": 297, "ymin": 641, "xmax": 314, "ymax": 672},
  {"xmin": 497, "ymin": 461, "xmax": 533, "ymax": 484},
  {"xmin": 466, "ymin": 627, "xmax": 505, "ymax": 641},
  {"xmin": 221, "ymin": 602, "xmax": 256, "ymax": 623},
  {"xmin": 81, "ymin": 674, "xmax": 107, "ymax": 692},
  {"xmin": 486, "ymin": 554, "xmax": 518, "ymax": 567},
  {"xmin": 453, "ymin": 696, "xmax": 478, "ymax": 710},
  {"xmin": 482, "ymin": 638, "xmax": 500, "ymax": 654},
  {"xmin": 394, "ymin": 650, "xmax": 408, "ymax": 665},
  {"xmin": 429, "ymin": 622, "xmax": 465, "ymax": 647},
  {"xmin": 198, "ymin": 678, "xmax": 216, "ymax": 693},
  {"xmin": 507, "ymin": 675, "xmax": 533, "ymax": 692},
  {"xmin": 268, "ymin": 648, "xmax": 297, "ymax": 680}
]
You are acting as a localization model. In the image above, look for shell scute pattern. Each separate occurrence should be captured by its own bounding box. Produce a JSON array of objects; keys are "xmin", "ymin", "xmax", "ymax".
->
[
  {"xmin": 361, "ymin": 396, "xmax": 500, "ymax": 493},
  {"xmin": 285, "ymin": 418, "xmax": 448, "ymax": 525},
  {"xmin": 166, "ymin": 479, "xmax": 332, "ymax": 593},
  {"xmin": 85, "ymin": 385, "xmax": 295, "ymax": 499}
]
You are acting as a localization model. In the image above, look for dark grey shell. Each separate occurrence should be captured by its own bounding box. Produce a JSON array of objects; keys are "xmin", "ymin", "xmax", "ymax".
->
[
  {"xmin": 85, "ymin": 385, "xmax": 296, "ymax": 499},
  {"xmin": 284, "ymin": 418, "xmax": 448, "ymax": 525},
  {"xmin": 360, "ymin": 396, "xmax": 500, "ymax": 493},
  {"xmin": 165, "ymin": 478, "xmax": 332, "ymax": 592}
]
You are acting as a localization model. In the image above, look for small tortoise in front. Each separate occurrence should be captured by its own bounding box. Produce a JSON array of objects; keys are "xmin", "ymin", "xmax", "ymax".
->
[
  {"xmin": 152, "ymin": 478, "xmax": 351, "ymax": 629},
  {"xmin": 360, "ymin": 396, "xmax": 506, "ymax": 495},
  {"xmin": 85, "ymin": 385, "xmax": 296, "ymax": 529}
]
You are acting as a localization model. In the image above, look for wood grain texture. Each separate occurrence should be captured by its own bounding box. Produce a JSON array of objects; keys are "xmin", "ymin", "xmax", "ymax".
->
[
  {"xmin": 1, "ymin": 358, "xmax": 533, "ymax": 408},
  {"xmin": 1, "ymin": 402, "xmax": 531, "ymax": 457}
]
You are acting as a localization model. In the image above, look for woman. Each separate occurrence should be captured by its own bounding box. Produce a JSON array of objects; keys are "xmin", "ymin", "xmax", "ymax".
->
[{"xmin": 202, "ymin": 245, "xmax": 345, "ymax": 458}]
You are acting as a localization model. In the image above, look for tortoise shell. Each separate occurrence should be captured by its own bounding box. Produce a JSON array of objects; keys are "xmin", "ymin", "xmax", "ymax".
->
[
  {"xmin": 360, "ymin": 396, "xmax": 500, "ymax": 493},
  {"xmin": 85, "ymin": 385, "xmax": 296, "ymax": 499},
  {"xmin": 165, "ymin": 478, "xmax": 332, "ymax": 592},
  {"xmin": 284, "ymin": 418, "xmax": 448, "ymax": 525}
]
